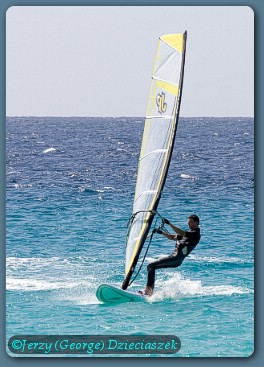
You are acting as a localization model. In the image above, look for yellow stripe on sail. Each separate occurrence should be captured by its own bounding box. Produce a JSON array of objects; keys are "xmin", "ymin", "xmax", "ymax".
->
[
  {"xmin": 146, "ymin": 81, "xmax": 156, "ymax": 117},
  {"xmin": 146, "ymin": 39, "xmax": 162, "ymax": 117},
  {"xmin": 156, "ymin": 80, "xmax": 179, "ymax": 97},
  {"xmin": 160, "ymin": 34, "xmax": 184, "ymax": 53}
]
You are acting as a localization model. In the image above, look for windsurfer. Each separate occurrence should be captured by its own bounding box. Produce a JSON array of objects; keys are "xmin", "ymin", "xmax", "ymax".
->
[{"xmin": 140, "ymin": 214, "xmax": 200, "ymax": 296}]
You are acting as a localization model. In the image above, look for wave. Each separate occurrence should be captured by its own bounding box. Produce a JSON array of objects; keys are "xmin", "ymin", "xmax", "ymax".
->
[
  {"xmin": 6, "ymin": 256, "xmax": 97, "ymax": 293},
  {"xmin": 188, "ymin": 254, "xmax": 253, "ymax": 264},
  {"xmin": 6, "ymin": 277, "xmax": 82, "ymax": 291},
  {"xmin": 7, "ymin": 256, "xmax": 70, "ymax": 268},
  {"xmin": 6, "ymin": 256, "xmax": 97, "ymax": 269},
  {"xmin": 150, "ymin": 272, "xmax": 253, "ymax": 302},
  {"xmin": 146, "ymin": 254, "xmax": 252, "ymax": 265},
  {"xmin": 6, "ymin": 256, "xmax": 253, "ymax": 306},
  {"xmin": 77, "ymin": 186, "xmax": 118, "ymax": 193}
]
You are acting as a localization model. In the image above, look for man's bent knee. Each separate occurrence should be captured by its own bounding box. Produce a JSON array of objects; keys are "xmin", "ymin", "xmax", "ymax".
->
[{"xmin": 147, "ymin": 263, "xmax": 155, "ymax": 272}]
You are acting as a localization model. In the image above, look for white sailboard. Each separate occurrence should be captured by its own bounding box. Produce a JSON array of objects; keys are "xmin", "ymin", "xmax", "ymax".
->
[{"xmin": 96, "ymin": 32, "xmax": 187, "ymax": 303}]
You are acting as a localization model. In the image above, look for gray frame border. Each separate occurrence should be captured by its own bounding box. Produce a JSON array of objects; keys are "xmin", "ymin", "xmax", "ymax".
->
[{"xmin": 1, "ymin": 1, "xmax": 261, "ymax": 366}]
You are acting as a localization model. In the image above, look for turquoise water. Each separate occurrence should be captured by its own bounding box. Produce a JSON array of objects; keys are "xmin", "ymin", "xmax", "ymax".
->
[{"xmin": 6, "ymin": 117, "xmax": 254, "ymax": 357}]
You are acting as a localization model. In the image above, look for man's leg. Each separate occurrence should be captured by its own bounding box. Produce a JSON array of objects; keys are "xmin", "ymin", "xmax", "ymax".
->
[{"xmin": 146, "ymin": 255, "xmax": 184, "ymax": 293}]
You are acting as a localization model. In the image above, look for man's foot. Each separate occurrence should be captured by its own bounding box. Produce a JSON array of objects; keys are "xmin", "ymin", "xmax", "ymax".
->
[
  {"xmin": 144, "ymin": 286, "xmax": 153, "ymax": 296},
  {"xmin": 138, "ymin": 286, "xmax": 153, "ymax": 296}
]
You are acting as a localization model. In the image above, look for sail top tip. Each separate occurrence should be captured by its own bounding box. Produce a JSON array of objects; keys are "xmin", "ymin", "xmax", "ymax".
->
[
  {"xmin": 160, "ymin": 31, "xmax": 187, "ymax": 38},
  {"xmin": 160, "ymin": 33, "xmax": 186, "ymax": 52}
]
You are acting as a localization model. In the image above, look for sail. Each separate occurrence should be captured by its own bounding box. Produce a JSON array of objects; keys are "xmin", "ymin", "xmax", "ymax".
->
[{"xmin": 122, "ymin": 32, "xmax": 187, "ymax": 290}]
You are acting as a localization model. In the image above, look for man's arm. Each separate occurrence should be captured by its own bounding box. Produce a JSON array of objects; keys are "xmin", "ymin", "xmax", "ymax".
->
[
  {"xmin": 164, "ymin": 219, "xmax": 186, "ymax": 237},
  {"xmin": 154, "ymin": 229, "xmax": 177, "ymax": 241},
  {"xmin": 161, "ymin": 231, "xmax": 177, "ymax": 241}
]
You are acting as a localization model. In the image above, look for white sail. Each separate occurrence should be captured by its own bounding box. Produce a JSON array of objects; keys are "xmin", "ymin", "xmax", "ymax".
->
[{"xmin": 122, "ymin": 32, "xmax": 187, "ymax": 289}]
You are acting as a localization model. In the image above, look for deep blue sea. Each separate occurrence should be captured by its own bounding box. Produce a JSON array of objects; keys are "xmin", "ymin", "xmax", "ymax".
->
[{"xmin": 6, "ymin": 116, "xmax": 254, "ymax": 357}]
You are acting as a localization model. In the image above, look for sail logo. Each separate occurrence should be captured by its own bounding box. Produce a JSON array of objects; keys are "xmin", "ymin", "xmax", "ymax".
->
[{"xmin": 156, "ymin": 92, "xmax": 167, "ymax": 114}]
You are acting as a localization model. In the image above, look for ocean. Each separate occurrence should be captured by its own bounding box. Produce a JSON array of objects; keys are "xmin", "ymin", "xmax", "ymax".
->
[{"xmin": 6, "ymin": 116, "xmax": 254, "ymax": 357}]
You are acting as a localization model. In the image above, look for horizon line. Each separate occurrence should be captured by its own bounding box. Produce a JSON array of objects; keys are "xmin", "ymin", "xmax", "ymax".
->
[{"xmin": 6, "ymin": 115, "xmax": 254, "ymax": 119}]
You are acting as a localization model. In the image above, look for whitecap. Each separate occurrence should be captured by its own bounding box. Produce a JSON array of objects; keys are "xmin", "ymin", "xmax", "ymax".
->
[
  {"xmin": 13, "ymin": 183, "xmax": 33, "ymax": 189},
  {"xmin": 103, "ymin": 186, "xmax": 116, "ymax": 191},
  {"xmin": 180, "ymin": 173, "xmax": 196, "ymax": 180},
  {"xmin": 78, "ymin": 186, "xmax": 86, "ymax": 192},
  {"xmin": 43, "ymin": 147, "xmax": 56, "ymax": 154}
]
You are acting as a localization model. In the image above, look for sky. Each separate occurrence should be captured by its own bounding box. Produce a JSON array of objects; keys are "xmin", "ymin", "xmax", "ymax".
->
[{"xmin": 6, "ymin": 6, "xmax": 254, "ymax": 117}]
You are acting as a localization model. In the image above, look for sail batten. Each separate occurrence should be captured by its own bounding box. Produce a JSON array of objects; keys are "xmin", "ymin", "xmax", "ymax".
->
[
  {"xmin": 135, "ymin": 189, "xmax": 158, "ymax": 199},
  {"xmin": 139, "ymin": 149, "xmax": 167, "ymax": 161},
  {"xmin": 152, "ymin": 76, "xmax": 178, "ymax": 85},
  {"xmin": 122, "ymin": 32, "xmax": 187, "ymax": 290},
  {"xmin": 145, "ymin": 116, "xmax": 173, "ymax": 120}
]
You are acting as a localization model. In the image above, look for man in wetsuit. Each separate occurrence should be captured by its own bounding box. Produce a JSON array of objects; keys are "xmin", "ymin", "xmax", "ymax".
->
[{"xmin": 141, "ymin": 214, "xmax": 201, "ymax": 296}]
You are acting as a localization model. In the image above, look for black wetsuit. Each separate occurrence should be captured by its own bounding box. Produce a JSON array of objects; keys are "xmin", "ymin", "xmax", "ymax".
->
[{"xmin": 146, "ymin": 227, "xmax": 201, "ymax": 289}]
